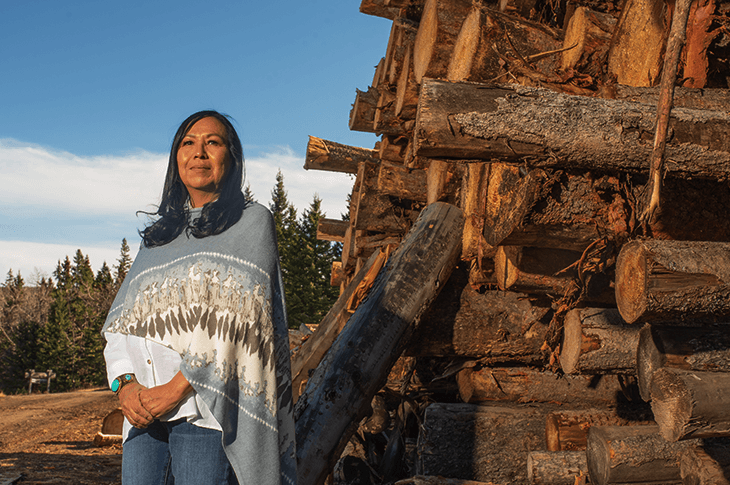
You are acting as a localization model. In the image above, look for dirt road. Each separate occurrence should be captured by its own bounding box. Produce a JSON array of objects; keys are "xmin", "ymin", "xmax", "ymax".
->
[{"xmin": 0, "ymin": 388, "xmax": 122, "ymax": 485}]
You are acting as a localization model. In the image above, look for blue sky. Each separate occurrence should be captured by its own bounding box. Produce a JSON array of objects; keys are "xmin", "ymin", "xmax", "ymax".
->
[{"xmin": 0, "ymin": 1, "xmax": 391, "ymax": 282}]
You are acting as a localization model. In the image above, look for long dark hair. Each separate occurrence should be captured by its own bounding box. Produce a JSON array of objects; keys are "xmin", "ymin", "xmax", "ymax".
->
[{"xmin": 140, "ymin": 110, "xmax": 247, "ymax": 248}]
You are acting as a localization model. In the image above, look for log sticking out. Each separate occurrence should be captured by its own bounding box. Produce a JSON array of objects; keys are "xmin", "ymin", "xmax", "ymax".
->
[
  {"xmin": 305, "ymin": 136, "xmax": 378, "ymax": 174},
  {"xmin": 615, "ymin": 239, "xmax": 730, "ymax": 324},
  {"xmin": 651, "ymin": 367, "xmax": 730, "ymax": 441}
]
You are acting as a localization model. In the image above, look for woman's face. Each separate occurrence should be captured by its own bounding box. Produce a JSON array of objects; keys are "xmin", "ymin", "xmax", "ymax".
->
[{"xmin": 176, "ymin": 116, "xmax": 231, "ymax": 208}]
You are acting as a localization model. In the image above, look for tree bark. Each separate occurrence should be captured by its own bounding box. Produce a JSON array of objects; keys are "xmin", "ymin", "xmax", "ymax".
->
[
  {"xmin": 680, "ymin": 441, "xmax": 730, "ymax": 485},
  {"xmin": 651, "ymin": 367, "xmax": 730, "ymax": 441},
  {"xmin": 636, "ymin": 324, "xmax": 730, "ymax": 402},
  {"xmin": 606, "ymin": 84, "xmax": 730, "ymax": 112},
  {"xmin": 305, "ymin": 136, "xmax": 377, "ymax": 174},
  {"xmin": 526, "ymin": 451, "xmax": 588, "ymax": 485},
  {"xmin": 457, "ymin": 367, "xmax": 623, "ymax": 405},
  {"xmin": 586, "ymin": 425, "xmax": 696, "ymax": 485},
  {"xmin": 317, "ymin": 218, "xmax": 349, "ymax": 243},
  {"xmin": 606, "ymin": 0, "xmax": 668, "ymax": 87},
  {"xmin": 406, "ymin": 266, "xmax": 549, "ymax": 362},
  {"xmin": 615, "ymin": 240, "xmax": 730, "ymax": 324},
  {"xmin": 546, "ymin": 409, "xmax": 654, "ymax": 452},
  {"xmin": 377, "ymin": 161, "xmax": 427, "ymax": 202},
  {"xmin": 560, "ymin": 308, "xmax": 640, "ymax": 375},
  {"xmin": 413, "ymin": 79, "xmax": 730, "ymax": 179},
  {"xmin": 295, "ymin": 203, "xmax": 465, "ymax": 485}
]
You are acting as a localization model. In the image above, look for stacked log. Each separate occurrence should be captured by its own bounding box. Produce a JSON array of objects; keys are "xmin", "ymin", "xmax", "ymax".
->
[{"xmin": 293, "ymin": 0, "xmax": 730, "ymax": 484}]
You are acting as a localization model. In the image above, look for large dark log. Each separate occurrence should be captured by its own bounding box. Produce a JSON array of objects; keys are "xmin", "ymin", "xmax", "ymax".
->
[
  {"xmin": 295, "ymin": 203, "xmax": 465, "ymax": 485},
  {"xmin": 526, "ymin": 451, "xmax": 588, "ymax": 485},
  {"xmin": 406, "ymin": 266, "xmax": 549, "ymax": 362},
  {"xmin": 304, "ymin": 136, "xmax": 377, "ymax": 174},
  {"xmin": 680, "ymin": 440, "xmax": 730, "ymax": 485},
  {"xmin": 586, "ymin": 425, "xmax": 698, "ymax": 484},
  {"xmin": 560, "ymin": 308, "xmax": 641, "ymax": 375},
  {"xmin": 457, "ymin": 367, "xmax": 623, "ymax": 405},
  {"xmin": 413, "ymin": 79, "xmax": 730, "ymax": 179},
  {"xmin": 636, "ymin": 324, "xmax": 730, "ymax": 401},
  {"xmin": 651, "ymin": 368, "xmax": 730, "ymax": 441},
  {"xmin": 290, "ymin": 249, "xmax": 384, "ymax": 401},
  {"xmin": 546, "ymin": 409, "xmax": 654, "ymax": 452},
  {"xmin": 417, "ymin": 403, "xmax": 547, "ymax": 483},
  {"xmin": 615, "ymin": 240, "xmax": 730, "ymax": 324}
]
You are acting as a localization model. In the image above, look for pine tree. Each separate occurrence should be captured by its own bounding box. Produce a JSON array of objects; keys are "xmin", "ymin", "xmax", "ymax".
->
[
  {"xmin": 114, "ymin": 238, "xmax": 132, "ymax": 287},
  {"xmin": 243, "ymin": 183, "xmax": 256, "ymax": 204},
  {"xmin": 269, "ymin": 170, "xmax": 299, "ymax": 325},
  {"xmin": 287, "ymin": 195, "xmax": 341, "ymax": 328}
]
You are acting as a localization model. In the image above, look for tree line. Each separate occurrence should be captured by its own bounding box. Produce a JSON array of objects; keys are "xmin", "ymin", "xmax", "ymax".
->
[{"xmin": 0, "ymin": 171, "xmax": 342, "ymax": 393}]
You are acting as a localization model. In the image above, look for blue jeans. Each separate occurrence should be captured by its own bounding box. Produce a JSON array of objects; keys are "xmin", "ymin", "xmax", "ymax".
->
[{"xmin": 122, "ymin": 419, "xmax": 238, "ymax": 485}]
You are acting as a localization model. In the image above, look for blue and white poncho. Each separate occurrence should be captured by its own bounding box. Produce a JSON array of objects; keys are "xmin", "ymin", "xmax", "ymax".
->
[{"xmin": 102, "ymin": 202, "xmax": 296, "ymax": 485}]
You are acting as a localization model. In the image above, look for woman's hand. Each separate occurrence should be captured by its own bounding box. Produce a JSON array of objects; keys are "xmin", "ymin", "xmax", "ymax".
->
[
  {"xmin": 138, "ymin": 371, "xmax": 194, "ymax": 419},
  {"xmin": 118, "ymin": 383, "xmax": 154, "ymax": 428}
]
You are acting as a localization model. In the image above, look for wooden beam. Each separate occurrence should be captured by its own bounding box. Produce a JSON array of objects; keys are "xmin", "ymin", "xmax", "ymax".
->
[
  {"xmin": 413, "ymin": 79, "xmax": 730, "ymax": 180},
  {"xmin": 305, "ymin": 136, "xmax": 377, "ymax": 174},
  {"xmin": 295, "ymin": 202, "xmax": 465, "ymax": 485},
  {"xmin": 316, "ymin": 218, "xmax": 349, "ymax": 243}
]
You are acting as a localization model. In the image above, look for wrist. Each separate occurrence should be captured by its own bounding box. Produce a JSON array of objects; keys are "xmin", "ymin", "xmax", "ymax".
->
[{"xmin": 111, "ymin": 373, "xmax": 138, "ymax": 396}]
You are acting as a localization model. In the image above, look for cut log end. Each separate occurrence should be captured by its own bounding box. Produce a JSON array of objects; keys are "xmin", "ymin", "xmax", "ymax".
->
[
  {"xmin": 615, "ymin": 241, "xmax": 648, "ymax": 324},
  {"xmin": 413, "ymin": 0, "xmax": 438, "ymax": 83},
  {"xmin": 447, "ymin": 7, "xmax": 480, "ymax": 82},
  {"xmin": 650, "ymin": 368, "xmax": 694, "ymax": 442},
  {"xmin": 560, "ymin": 309, "xmax": 583, "ymax": 375},
  {"xmin": 585, "ymin": 428, "xmax": 611, "ymax": 485}
]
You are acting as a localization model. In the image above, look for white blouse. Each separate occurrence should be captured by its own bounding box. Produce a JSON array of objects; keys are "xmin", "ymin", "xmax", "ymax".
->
[{"xmin": 104, "ymin": 332, "xmax": 222, "ymax": 441}]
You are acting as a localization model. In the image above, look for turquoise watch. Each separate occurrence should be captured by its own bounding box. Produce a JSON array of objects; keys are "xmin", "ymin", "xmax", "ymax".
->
[{"xmin": 111, "ymin": 373, "xmax": 137, "ymax": 395}]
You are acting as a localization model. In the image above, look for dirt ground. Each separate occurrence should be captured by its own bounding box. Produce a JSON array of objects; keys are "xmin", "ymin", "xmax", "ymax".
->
[{"xmin": 0, "ymin": 388, "xmax": 122, "ymax": 485}]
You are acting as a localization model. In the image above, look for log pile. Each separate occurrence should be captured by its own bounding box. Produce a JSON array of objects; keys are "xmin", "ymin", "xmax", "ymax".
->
[{"xmin": 292, "ymin": 0, "xmax": 730, "ymax": 484}]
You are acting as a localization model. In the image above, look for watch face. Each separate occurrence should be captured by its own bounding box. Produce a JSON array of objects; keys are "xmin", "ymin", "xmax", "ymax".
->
[{"xmin": 111, "ymin": 379, "xmax": 120, "ymax": 392}]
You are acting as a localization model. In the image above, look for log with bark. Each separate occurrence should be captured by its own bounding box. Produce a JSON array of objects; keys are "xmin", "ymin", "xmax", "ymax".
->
[
  {"xmin": 679, "ymin": 439, "xmax": 730, "ymax": 485},
  {"xmin": 350, "ymin": 86, "xmax": 380, "ymax": 133},
  {"xmin": 413, "ymin": 0, "xmax": 472, "ymax": 83},
  {"xmin": 377, "ymin": 161, "xmax": 428, "ymax": 202},
  {"xmin": 446, "ymin": 4, "xmax": 562, "ymax": 84},
  {"xmin": 290, "ymin": 249, "xmax": 385, "ymax": 402},
  {"xmin": 605, "ymin": 84, "xmax": 730, "ymax": 112},
  {"xmin": 636, "ymin": 324, "xmax": 730, "ymax": 401},
  {"xmin": 586, "ymin": 425, "xmax": 698, "ymax": 485},
  {"xmin": 294, "ymin": 202, "xmax": 465, "ymax": 485},
  {"xmin": 353, "ymin": 161, "xmax": 420, "ymax": 233},
  {"xmin": 460, "ymin": 162, "xmax": 490, "ymax": 261},
  {"xmin": 651, "ymin": 367, "xmax": 730, "ymax": 441},
  {"xmin": 615, "ymin": 240, "xmax": 730, "ymax": 324},
  {"xmin": 406, "ymin": 265, "xmax": 549, "ymax": 362},
  {"xmin": 457, "ymin": 366, "xmax": 623, "ymax": 405},
  {"xmin": 304, "ymin": 136, "xmax": 377, "ymax": 174},
  {"xmin": 546, "ymin": 409, "xmax": 654, "ymax": 452},
  {"xmin": 413, "ymin": 79, "xmax": 730, "ymax": 179},
  {"xmin": 317, "ymin": 218, "xmax": 349, "ymax": 243},
  {"xmin": 560, "ymin": 307, "xmax": 641, "ymax": 375},
  {"xmin": 526, "ymin": 451, "xmax": 588, "ymax": 485},
  {"xmin": 417, "ymin": 402, "xmax": 547, "ymax": 483}
]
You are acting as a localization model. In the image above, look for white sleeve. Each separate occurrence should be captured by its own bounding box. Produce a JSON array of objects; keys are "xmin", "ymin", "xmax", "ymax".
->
[{"xmin": 103, "ymin": 332, "xmax": 135, "ymax": 387}]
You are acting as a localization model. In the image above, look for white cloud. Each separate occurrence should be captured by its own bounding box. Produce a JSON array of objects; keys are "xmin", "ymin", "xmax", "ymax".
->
[
  {"xmin": 0, "ymin": 140, "xmax": 354, "ymax": 281},
  {"xmin": 0, "ymin": 139, "xmax": 168, "ymax": 217}
]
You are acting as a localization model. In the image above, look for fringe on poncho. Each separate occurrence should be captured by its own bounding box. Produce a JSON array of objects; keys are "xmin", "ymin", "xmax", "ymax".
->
[{"xmin": 102, "ymin": 202, "xmax": 296, "ymax": 485}]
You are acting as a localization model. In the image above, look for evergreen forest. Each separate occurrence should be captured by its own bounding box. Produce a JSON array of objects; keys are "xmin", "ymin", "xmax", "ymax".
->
[{"xmin": 0, "ymin": 171, "xmax": 342, "ymax": 393}]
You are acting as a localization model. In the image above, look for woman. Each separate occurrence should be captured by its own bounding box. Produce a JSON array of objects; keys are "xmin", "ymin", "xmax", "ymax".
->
[{"xmin": 103, "ymin": 110, "xmax": 296, "ymax": 485}]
